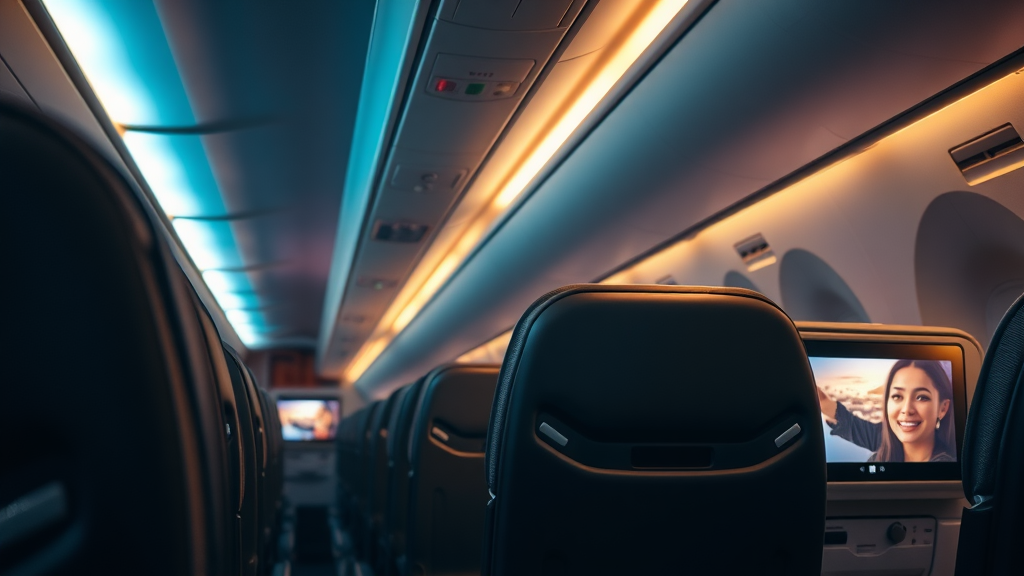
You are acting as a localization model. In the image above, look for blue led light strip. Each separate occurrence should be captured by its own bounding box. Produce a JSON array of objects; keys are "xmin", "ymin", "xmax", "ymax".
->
[{"xmin": 43, "ymin": 0, "xmax": 267, "ymax": 345}]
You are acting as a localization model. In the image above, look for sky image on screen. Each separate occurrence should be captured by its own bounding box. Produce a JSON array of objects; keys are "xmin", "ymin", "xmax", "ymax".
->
[
  {"xmin": 277, "ymin": 399, "xmax": 340, "ymax": 441},
  {"xmin": 809, "ymin": 357, "xmax": 955, "ymax": 463}
]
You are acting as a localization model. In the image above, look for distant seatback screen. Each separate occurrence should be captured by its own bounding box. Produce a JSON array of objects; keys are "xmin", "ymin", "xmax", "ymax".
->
[
  {"xmin": 805, "ymin": 342, "xmax": 966, "ymax": 482},
  {"xmin": 277, "ymin": 399, "xmax": 340, "ymax": 441}
]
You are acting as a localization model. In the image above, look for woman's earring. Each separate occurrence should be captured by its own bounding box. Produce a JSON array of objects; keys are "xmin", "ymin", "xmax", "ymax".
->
[{"xmin": 936, "ymin": 419, "xmax": 941, "ymax": 430}]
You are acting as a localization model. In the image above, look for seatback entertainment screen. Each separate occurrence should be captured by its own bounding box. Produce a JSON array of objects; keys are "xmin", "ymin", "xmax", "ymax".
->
[
  {"xmin": 277, "ymin": 399, "xmax": 340, "ymax": 441},
  {"xmin": 805, "ymin": 342, "xmax": 966, "ymax": 482}
]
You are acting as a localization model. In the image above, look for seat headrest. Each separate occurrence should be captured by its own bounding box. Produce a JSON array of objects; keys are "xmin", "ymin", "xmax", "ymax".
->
[
  {"xmin": 386, "ymin": 378, "xmax": 425, "ymax": 464},
  {"xmin": 410, "ymin": 364, "xmax": 500, "ymax": 463},
  {"xmin": 486, "ymin": 284, "xmax": 819, "ymax": 490},
  {"xmin": 481, "ymin": 284, "xmax": 825, "ymax": 575}
]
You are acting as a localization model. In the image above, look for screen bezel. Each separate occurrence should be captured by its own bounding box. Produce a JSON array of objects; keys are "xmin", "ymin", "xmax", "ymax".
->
[
  {"xmin": 276, "ymin": 398, "xmax": 341, "ymax": 443},
  {"xmin": 804, "ymin": 341, "xmax": 967, "ymax": 482}
]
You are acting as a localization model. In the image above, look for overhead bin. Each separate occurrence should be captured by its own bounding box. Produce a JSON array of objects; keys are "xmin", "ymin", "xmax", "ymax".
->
[
  {"xmin": 322, "ymin": 0, "xmax": 708, "ymax": 382},
  {"xmin": 323, "ymin": 0, "xmax": 596, "ymax": 374},
  {"xmin": 439, "ymin": 0, "xmax": 580, "ymax": 31}
]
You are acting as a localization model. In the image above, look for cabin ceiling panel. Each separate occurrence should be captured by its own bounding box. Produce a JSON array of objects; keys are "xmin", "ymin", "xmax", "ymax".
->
[
  {"xmin": 153, "ymin": 0, "xmax": 376, "ymax": 349},
  {"xmin": 195, "ymin": 127, "xmax": 296, "ymax": 213},
  {"xmin": 356, "ymin": 0, "xmax": 1024, "ymax": 394}
]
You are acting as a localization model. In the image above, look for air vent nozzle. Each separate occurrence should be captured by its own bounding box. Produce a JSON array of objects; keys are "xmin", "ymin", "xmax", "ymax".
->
[
  {"xmin": 950, "ymin": 123, "xmax": 1024, "ymax": 185},
  {"xmin": 734, "ymin": 234, "xmax": 776, "ymax": 272}
]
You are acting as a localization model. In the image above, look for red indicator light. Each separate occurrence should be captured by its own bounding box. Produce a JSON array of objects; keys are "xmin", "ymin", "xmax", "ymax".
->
[{"xmin": 435, "ymin": 79, "xmax": 456, "ymax": 92}]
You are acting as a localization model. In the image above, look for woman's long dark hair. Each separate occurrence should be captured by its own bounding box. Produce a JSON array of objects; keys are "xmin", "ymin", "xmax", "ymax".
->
[{"xmin": 875, "ymin": 360, "xmax": 955, "ymax": 462}]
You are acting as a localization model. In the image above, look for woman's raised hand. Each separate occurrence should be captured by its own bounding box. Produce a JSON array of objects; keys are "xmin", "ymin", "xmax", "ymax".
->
[{"xmin": 817, "ymin": 386, "xmax": 838, "ymax": 423}]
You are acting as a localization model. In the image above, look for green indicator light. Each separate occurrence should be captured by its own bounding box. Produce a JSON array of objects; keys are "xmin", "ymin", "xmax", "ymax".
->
[{"xmin": 465, "ymin": 83, "xmax": 485, "ymax": 95}]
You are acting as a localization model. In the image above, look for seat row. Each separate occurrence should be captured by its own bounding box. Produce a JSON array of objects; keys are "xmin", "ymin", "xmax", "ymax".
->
[
  {"xmin": 337, "ymin": 284, "xmax": 1024, "ymax": 576},
  {"xmin": 336, "ymin": 365, "xmax": 499, "ymax": 575},
  {"xmin": 1, "ymin": 101, "xmax": 285, "ymax": 576},
  {"xmin": 335, "ymin": 285, "xmax": 828, "ymax": 575}
]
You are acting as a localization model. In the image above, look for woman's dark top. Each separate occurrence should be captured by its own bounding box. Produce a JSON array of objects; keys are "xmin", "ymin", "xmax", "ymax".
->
[
  {"xmin": 827, "ymin": 402, "xmax": 881, "ymax": 452},
  {"xmin": 925, "ymin": 451, "xmax": 956, "ymax": 462}
]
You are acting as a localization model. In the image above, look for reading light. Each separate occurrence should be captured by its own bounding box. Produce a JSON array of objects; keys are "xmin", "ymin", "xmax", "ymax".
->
[
  {"xmin": 342, "ymin": 0, "xmax": 692, "ymax": 384},
  {"xmin": 44, "ymin": 0, "xmax": 265, "ymax": 346}
]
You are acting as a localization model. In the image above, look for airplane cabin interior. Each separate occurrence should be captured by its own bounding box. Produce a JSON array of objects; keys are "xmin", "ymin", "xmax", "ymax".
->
[{"xmin": 2, "ymin": 1, "xmax": 1024, "ymax": 575}]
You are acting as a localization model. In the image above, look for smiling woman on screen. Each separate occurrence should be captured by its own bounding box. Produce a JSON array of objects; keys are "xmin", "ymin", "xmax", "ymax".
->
[{"xmin": 818, "ymin": 360, "xmax": 955, "ymax": 463}]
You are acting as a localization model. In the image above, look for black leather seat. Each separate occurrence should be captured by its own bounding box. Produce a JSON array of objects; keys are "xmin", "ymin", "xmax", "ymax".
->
[
  {"xmin": 0, "ymin": 101, "xmax": 233, "ymax": 574},
  {"xmin": 375, "ymin": 383, "xmax": 412, "ymax": 575},
  {"xmin": 383, "ymin": 377, "xmax": 428, "ymax": 576},
  {"xmin": 189, "ymin": 287, "xmax": 268, "ymax": 576},
  {"xmin": 365, "ymin": 391, "xmax": 401, "ymax": 564},
  {"xmin": 405, "ymin": 364, "xmax": 500, "ymax": 576},
  {"xmin": 336, "ymin": 403, "xmax": 378, "ymax": 534},
  {"xmin": 223, "ymin": 354, "xmax": 278, "ymax": 569},
  {"xmin": 335, "ymin": 407, "xmax": 363, "ymax": 528},
  {"xmin": 223, "ymin": 346, "xmax": 263, "ymax": 575},
  {"xmin": 239, "ymin": 375, "xmax": 275, "ymax": 575},
  {"xmin": 256, "ymin": 386, "xmax": 285, "ymax": 569},
  {"xmin": 955, "ymin": 293, "xmax": 1024, "ymax": 575},
  {"xmin": 483, "ymin": 285, "xmax": 826, "ymax": 576},
  {"xmin": 351, "ymin": 401, "xmax": 383, "ymax": 558}
]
